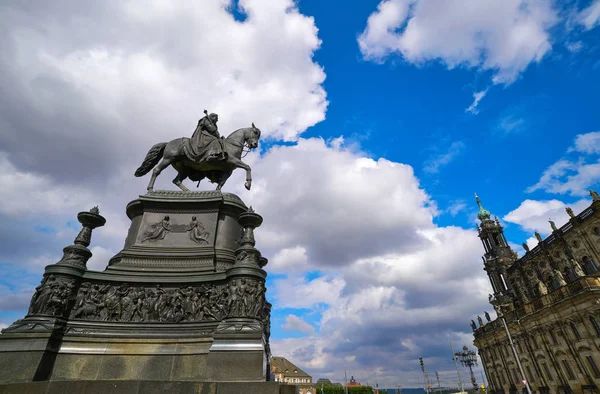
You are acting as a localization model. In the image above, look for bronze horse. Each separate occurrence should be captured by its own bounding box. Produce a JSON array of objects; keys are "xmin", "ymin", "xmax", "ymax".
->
[{"xmin": 135, "ymin": 124, "xmax": 261, "ymax": 191}]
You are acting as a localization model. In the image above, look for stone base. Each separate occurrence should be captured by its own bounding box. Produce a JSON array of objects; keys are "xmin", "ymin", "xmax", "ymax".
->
[
  {"xmin": 0, "ymin": 191, "xmax": 273, "ymax": 388},
  {"xmin": 0, "ymin": 380, "xmax": 296, "ymax": 394},
  {"xmin": 0, "ymin": 333, "xmax": 265, "ymax": 383}
]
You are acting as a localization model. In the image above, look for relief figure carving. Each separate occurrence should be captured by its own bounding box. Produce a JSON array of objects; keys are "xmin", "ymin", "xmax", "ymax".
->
[
  {"xmin": 28, "ymin": 275, "xmax": 77, "ymax": 317},
  {"xmin": 188, "ymin": 216, "xmax": 210, "ymax": 244},
  {"xmin": 141, "ymin": 216, "xmax": 171, "ymax": 243},
  {"xmin": 70, "ymin": 278, "xmax": 266, "ymax": 323}
]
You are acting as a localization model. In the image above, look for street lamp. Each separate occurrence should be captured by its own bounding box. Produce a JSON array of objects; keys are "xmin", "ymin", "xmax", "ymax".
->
[
  {"xmin": 454, "ymin": 345, "xmax": 478, "ymax": 391},
  {"xmin": 493, "ymin": 303, "xmax": 532, "ymax": 394}
]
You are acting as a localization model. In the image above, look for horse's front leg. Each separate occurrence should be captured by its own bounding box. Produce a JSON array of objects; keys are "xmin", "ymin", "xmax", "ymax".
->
[{"xmin": 229, "ymin": 158, "xmax": 252, "ymax": 190}]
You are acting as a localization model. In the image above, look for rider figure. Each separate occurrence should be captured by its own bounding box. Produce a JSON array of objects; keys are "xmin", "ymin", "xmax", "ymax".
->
[{"xmin": 186, "ymin": 112, "xmax": 226, "ymax": 162}]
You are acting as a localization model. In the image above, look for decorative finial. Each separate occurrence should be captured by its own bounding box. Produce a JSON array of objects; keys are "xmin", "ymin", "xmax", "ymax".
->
[
  {"xmin": 248, "ymin": 205, "xmax": 255, "ymax": 213},
  {"xmin": 90, "ymin": 206, "xmax": 99, "ymax": 214},
  {"xmin": 522, "ymin": 242, "xmax": 530, "ymax": 252},
  {"xmin": 474, "ymin": 193, "xmax": 491, "ymax": 222},
  {"xmin": 591, "ymin": 190, "xmax": 600, "ymax": 201}
]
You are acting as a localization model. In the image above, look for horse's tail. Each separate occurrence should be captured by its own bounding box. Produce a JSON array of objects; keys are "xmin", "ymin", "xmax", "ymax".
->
[{"xmin": 134, "ymin": 142, "xmax": 167, "ymax": 177}]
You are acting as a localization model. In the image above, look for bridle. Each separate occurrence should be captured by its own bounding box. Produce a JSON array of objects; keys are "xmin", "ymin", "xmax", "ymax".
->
[{"xmin": 226, "ymin": 127, "xmax": 257, "ymax": 158}]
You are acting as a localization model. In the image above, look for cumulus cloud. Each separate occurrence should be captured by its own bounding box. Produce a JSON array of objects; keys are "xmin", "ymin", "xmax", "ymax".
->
[
  {"xmin": 230, "ymin": 139, "xmax": 489, "ymax": 381},
  {"xmin": 0, "ymin": 0, "xmax": 327, "ymax": 184},
  {"xmin": 274, "ymin": 274, "xmax": 345, "ymax": 309},
  {"xmin": 527, "ymin": 131, "xmax": 600, "ymax": 196},
  {"xmin": 270, "ymin": 246, "xmax": 310, "ymax": 274},
  {"xmin": 358, "ymin": 0, "xmax": 559, "ymax": 84},
  {"xmin": 0, "ymin": 154, "xmax": 95, "ymax": 217},
  {"xmin": 503, "ymin": 198, "xmax": 590, "ymax": 237},
  {"xmin": 0, "ymin": 1, "xmax": 491, "ymax": 383},
  {"xmin": 569, "ymin": 131, "xmax": 600, "ymax": 154},
  {"xmin": 0, "ymin": 0, "xmax": 327, "ymax": 269},
  {"xmin": 282, "ymin": 315, "xmax": 315, "ymax": 333},
  {"xmin": 0, "ymin": 0, "xmax": 328, "ymax": 326}
]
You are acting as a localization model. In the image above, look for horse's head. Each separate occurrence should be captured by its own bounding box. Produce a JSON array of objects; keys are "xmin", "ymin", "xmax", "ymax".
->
[{"xmin": 247, "ymin": 122, "xmax": 261, "ymax": 149}]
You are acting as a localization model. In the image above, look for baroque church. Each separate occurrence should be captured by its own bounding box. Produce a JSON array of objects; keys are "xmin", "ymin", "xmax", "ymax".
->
[{"xmin": 472, "ymin": 192, "xmax": 600, "ymax": 394}]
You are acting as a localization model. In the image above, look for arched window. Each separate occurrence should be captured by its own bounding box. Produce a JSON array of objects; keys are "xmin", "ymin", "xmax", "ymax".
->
[
  {"xmin": 583, "ymin": 256, "xmax": 598, "ymax": 275},
  {"xmin": 590, "ymin": 316, "xmax": 600, "ymax": 337},
  {"xmin": 571, "ymin": 322, "xmax": 582, "ymax": 340},
  {"xmin": 564, "ymin": 267, "xmax": 577, "ymax": 283}
]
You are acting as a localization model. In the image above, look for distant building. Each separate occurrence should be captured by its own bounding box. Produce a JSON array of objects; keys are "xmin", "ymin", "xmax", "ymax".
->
[
  {"xmin": 317, "ymin": 378, "xmax": 332, "ymax": 386},
  {"xmin": 316, "ymin": 378, "xmax": 343, "ymax": 387},
  {"xmin": 271, "ymin": 356, "xmax": 315, "ymax": 394},
  {"xmin": 472, "ymin": 193, "xmax": 600, "ymax": 394},
  {"xmin": 347, "ymin": 375, "xmax": 361, "ymax": 387}
]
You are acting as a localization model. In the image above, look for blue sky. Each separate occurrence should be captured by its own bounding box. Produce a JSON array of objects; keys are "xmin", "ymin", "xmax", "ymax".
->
[{"xmin": 0, "ymin": 0, "xmax": 600, "ymax": 388}]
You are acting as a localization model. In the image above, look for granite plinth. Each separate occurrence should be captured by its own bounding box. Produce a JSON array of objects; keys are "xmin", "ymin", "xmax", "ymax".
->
[
  {"xmin": 0, "ymin": 380, "xmax": 294, "ymax": 394},
  {"xmin": 0, "ymin": 191, "xmax": 271, "ymax": 386}
]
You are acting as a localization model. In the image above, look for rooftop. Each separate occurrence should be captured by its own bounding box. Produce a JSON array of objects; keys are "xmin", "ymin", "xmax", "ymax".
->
[{"xmin": 271, "ymin": 356, "xmax": 311, "ymax": 378}]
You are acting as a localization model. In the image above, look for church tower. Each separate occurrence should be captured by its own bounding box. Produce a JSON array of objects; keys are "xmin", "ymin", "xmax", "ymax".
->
[{"xmin": 475, "ymin": 194, "xmax": 517, "ymax": 309}]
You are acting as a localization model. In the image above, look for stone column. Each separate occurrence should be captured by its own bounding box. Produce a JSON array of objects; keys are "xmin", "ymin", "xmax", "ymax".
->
[
  {"xmin": 0, "ymin": 207, "xmax": 105, "ymax": 382},
  {"xmin": 209, "ymin": 207, "xmax": 270, "ymax": 382}
]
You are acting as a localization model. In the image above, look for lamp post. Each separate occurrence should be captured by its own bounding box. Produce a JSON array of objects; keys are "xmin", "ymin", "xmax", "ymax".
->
[
  {"xmin": 455, "ymin": 345, "xmax": 478, "ymax": 391},
  {"xmin": 450, "ymin": 340, "xmax": 465, "ymax": 393},
  {"xmin": 419, "ymin": 357, "xmax": 427, "ymax": 394},
  {"xmin": 493, "ymin": 304, "xmax": 532, "ymax": 394}
]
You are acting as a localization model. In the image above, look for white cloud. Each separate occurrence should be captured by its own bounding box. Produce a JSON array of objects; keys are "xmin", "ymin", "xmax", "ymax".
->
[
  {"xmin": 282, "ymin": 315, "xmax": 315, "ymax": 333},
  {"xmin": 270, "ymin": 246, "xmax": 310, "ymax": 274},
  {"xmin": 565, "ymin": 41, "xmax": 583, "ymax": 53},
  {"xmin": 0, "ymin": 1, "xmax": 493, "ymax": 382},
  {"xmin": 0, "ymin": 0, "xmax": 328, "ymax": 272},
  {"xmin": 274, "ymin": 275, "xmax": 345, "ymax": 309},
  {"xmin": 497, "ymin": 115, "xmax": 526, "ymax": 134},
  {"xmin": 0, "ymin": 154, "xmax": 95, "ymax": 217},
  {"xmin": 0, "ymin": 0, "xmax": 327, "ymax": 183},
  {"xmin": 229, "ymin": 138, "xmax": 489, "ymax": 378},
  {"xmin": 578, "ymin": 0, "xmax": 600, "ymax": 30},
  {"xmin": 503, "ymin": 199, "xmax": 590, "ymax": 236},
  {"xmin": 569, "ymin": 131, "xmax": 600, "ymax": 154},
  {"xmin": 87, "ymin": 246, "xmax": 116, "ymax": 272},
  {"xmin": 423, "ymin": 141, "xmax": 466, "ymax": 174},
  {"xmin": 465, "ymin": 90, "xmax": 488, "ymax": 114},
  {"xmin": 527, "ymin": 131, "xmax": 600, "ymax": 196},
  {"xmin": 446, "ymin": 201, "xmax": 467, "ymax": 216},
  {"xmin": 358, "ymin": 0, "xmax": 559, "ymax": 84}
]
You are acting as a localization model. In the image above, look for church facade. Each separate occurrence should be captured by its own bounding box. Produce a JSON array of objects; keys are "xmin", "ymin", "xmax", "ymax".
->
[{"xmin": 472, "ymin": 192, "xmax": 600, "ymax": 394}]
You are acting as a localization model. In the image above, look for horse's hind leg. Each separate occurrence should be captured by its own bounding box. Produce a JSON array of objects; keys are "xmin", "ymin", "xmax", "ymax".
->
[
  {"xmin": 173, "ymin": 169, "xmax": 190, "ymax": 192},
  {"xmin": 216, "ymin": 170, "xmax": 232, "ymax": 191},
  {"xmin": 147, "ymin": 158, "xmax": 172, "ymax": 191}
]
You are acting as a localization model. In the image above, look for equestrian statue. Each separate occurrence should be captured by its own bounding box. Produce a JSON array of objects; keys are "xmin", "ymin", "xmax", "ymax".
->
[{"xmin": 135, "ymin": 110, "xmax": 261, "ymax": 191}]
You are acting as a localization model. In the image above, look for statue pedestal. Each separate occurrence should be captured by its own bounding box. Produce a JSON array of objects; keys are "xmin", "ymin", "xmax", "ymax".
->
[{"xmin": 0, "ymin": 191, "xmax": 273, "ymax": 390}]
